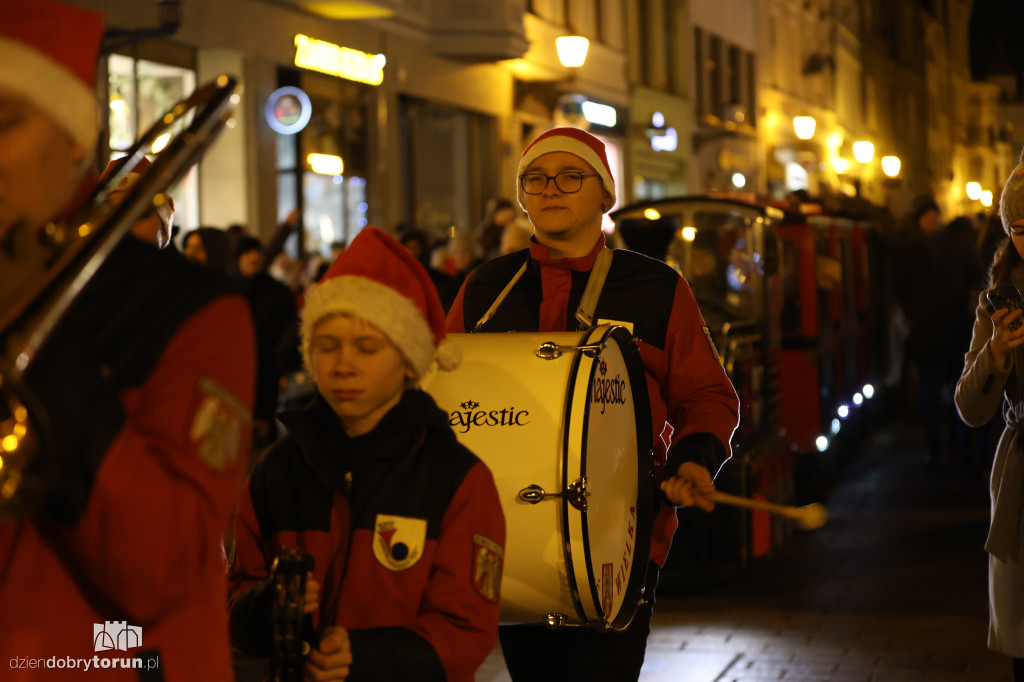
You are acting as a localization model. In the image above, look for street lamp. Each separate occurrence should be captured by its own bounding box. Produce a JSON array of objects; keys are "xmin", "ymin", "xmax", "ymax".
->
[
  {"xmin": 981, "ymin": 190, "xmax": 994, "ymax": 207},
  {"xmin": 793, "ymin": 116, "xmax": 816, "ymax": 140},
  {"xmin": 881, "ymin": 156, "xmax": 901, "ymax": 177},
  {"xmin": 832, "ymin": 157, "xmax": 849, "ymax": 174},
  {"xmin": 853, "ymin": 141, "xmax": 875, "ymax": 163},
  {"xmin": 965, "ymin": 182, "xmax": 982, "ymax": 201},
  {"xmin": 556, "ymin": 36, "xmax": 589, "ymax": 68}
]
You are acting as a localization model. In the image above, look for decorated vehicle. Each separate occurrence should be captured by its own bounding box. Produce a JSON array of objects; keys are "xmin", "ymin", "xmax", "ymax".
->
[{"xmin": 610, "ymin": 195, "xmax": 886, "ymax": 584}]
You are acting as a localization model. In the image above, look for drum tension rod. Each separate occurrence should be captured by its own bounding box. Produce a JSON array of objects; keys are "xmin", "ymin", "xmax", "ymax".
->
[
  {"xmin": 535, "ymin": 342, "xmax": 607, "ymax": 360},
  {"xmin": 517, "ymin": 478, "xmax": 590, "ymax": 512}
]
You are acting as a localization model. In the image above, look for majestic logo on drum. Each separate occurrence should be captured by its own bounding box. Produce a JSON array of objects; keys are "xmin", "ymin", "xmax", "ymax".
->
[
  {"xmin": 448, "ymin": 400, "xmax": 530, "ymax": 434},
  {"xmin": 591, "ymin": 358, "xmax": 628, "ymax": 415}
]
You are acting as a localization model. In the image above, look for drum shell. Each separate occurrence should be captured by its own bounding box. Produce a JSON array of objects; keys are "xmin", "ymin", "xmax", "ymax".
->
[{"xmin": 423, "ymin": 325, "xmax": 654, "ymax": 629}]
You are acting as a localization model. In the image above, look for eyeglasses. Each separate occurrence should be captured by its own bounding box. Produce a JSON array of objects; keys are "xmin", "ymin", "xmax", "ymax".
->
[{"xmin": 519, "ymin": 171, "xmax": 600, "ymax": 195}]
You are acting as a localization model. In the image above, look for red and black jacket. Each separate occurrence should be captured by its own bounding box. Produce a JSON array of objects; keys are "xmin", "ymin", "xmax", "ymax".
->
[
  {"xmin": 0, "ymin": 236, "xmax": 256, "ymax": 681},
  {"xmin": 446, "ymin": 235, "xmax": 739, "ymax": 566},
  {"xmin": 229, "ymin": 389, "xmax": 505, "ymax": 682}
]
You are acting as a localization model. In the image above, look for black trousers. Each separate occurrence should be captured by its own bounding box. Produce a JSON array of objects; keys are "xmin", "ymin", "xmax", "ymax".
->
[{"xmin": 499, "ymin": 562, "xmax": 660, "ymax": 682}]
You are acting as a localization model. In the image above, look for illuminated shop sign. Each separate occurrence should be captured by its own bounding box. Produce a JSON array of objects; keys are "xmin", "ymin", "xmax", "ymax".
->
[
  {"xmin": 265, "ymin": 86, "xmax": 312, "ymax": 135},
  {"xmin": 293, "ymin": 34, "xmax": 386, "ymax": 86},
  {"xmin": 582, "ymin": 101, "xmax": 617, "ymax": 127}
]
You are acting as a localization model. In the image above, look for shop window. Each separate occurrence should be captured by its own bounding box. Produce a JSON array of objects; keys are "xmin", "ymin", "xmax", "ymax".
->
[
  {"xmin": 107, "ymin": 53, "xmax": 198, "ymax": 231},
  {"xmin": 400, "ymin": 97, "xmax": 497, "ymax": 249},
  {"xmin": 274, "ymin": 70, "xmax": 372, "ymax": 259}
]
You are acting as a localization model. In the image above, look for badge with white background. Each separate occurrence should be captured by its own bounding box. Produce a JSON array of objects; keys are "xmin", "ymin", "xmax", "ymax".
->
[{"xmin": 373, "ymin": 514, "xmax": 427, "ymax": 571}]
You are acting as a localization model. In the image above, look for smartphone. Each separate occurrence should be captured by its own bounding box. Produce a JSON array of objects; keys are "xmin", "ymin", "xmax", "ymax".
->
[{"xmin": 987, "ymin": 283, "xmax": 1024, "ymax": 332}]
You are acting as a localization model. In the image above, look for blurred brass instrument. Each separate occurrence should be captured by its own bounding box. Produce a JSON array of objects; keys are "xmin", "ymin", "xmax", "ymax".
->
[{"xmin": 0, "ymin": 75, "xmax": 241, "ymax": 521}]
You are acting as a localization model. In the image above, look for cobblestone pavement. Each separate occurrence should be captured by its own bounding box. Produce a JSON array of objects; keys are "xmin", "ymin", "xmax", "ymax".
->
[{"xmin": 477, "ymin": 413, "xmax": 1009, "ymax": 682}]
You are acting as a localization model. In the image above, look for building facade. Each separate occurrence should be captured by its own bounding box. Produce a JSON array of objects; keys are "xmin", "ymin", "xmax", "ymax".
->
[{"xmin": 69, "ymin": 0, "xmax": 1012, "ymax": 249}]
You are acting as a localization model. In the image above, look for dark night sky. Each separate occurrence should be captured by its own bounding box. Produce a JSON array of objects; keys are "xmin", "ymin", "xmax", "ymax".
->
[{"xmin": 969, "ymin": 0, "xmax": 1024, "ymax": 80}]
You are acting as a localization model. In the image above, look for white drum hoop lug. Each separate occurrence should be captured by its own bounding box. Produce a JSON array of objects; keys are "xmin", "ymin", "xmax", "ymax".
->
[{"xmin": 517, "ymin": 477, "xmax": 590, "ymax": 512}]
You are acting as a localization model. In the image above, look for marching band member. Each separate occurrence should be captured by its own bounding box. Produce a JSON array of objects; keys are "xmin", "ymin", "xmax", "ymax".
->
[
  {"xmin": 0, "ymin": 1, "xmax": 256, "ymax": 680},
  {"xmin": 446, "ymin": 127, "xmax": 740, "ymax": 681},
  {"xmin": 228, "ymin": 226, "xmax": 506, "ymax": 681}
]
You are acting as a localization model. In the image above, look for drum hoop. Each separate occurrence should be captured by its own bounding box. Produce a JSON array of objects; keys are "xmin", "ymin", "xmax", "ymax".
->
[
  {"xmin": 560, "ymin": 325, "xmax": 657, "ymax": 630},
  {"xmin": 577, "ymin": 325, "xmax": 616, "ymax": 622},
  {"xmin": 608, "ymin": 325, "xmax": 656, "ymax": 630}
]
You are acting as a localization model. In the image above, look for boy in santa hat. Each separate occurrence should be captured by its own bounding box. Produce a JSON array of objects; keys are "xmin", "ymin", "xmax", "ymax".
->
[
  {"xmin": 228, "ymin": 226, "xmax": 506, "ymax": 682},
  {"xmin": 0, "ymin": 2, "xmax": 256, "ymax": 679},
  {"xmin": 447, "ymin": 127, "xmax": 739, "ymax": 680}
]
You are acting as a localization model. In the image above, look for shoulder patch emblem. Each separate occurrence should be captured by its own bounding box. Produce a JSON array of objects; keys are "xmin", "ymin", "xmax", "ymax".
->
[
  {"xmin": 471, "ymin": 534, "xmax": 503, "ymax": 603},
  {"xmin": 373, "ymin": 515, "xmax": 427, "ymax": 571},
  {"xmin": 189, "ymin": 376, "xmax": 250, "ymax": 471},
  {"xmin": 702, "ymin": 326, "xmax": 722, "ymax": 364}
]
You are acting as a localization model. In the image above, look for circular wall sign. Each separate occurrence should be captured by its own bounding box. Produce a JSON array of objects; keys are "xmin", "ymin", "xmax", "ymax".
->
[{"xmin": 265, "ymin": 86, "xmax": 312, "ymax": 135}]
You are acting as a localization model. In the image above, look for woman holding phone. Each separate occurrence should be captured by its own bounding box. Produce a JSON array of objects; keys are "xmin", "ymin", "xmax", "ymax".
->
[{"xmin": 956, "ymin": 153, "xmax": 1024, "ymax": 681}]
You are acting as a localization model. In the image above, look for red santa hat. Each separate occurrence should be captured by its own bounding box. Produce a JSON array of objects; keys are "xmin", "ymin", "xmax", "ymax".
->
[
  {"xmin": 516, "ymin": 127, "xmax": 616, "ymax": 210},
  {"xmin": 101, "ymin": 157, "xmax": 176, "ymax": 232},
  {"xmin": 300, "ymin": 226, "xmax": 461, "ymax": 379},
  {"xmin": 0, "ymin": 0, "xmax": 104, "ymax": 151}
]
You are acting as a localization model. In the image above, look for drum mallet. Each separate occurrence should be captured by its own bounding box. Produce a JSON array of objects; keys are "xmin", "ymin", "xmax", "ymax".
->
[{"xmin": 694, "ymin": 490, "xmax": 829, "ymax": 530}]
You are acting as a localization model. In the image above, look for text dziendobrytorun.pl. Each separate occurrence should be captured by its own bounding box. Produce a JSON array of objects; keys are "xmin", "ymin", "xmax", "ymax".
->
[{"xmin": 10, "ymin": 655, "xmax": 160, "ymax": 672}]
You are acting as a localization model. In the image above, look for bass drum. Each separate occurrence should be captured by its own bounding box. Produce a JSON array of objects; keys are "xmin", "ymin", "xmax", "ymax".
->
[{"xmin": 422, "ymin": 325, "xmax": 654, "ymax": 630}]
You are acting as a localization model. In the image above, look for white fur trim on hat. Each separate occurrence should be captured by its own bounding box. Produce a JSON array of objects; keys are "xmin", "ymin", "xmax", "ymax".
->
[
  {"xmin": 301, "ymin": 275, "xmax": 438, "ymax": 378},
  {"xmin": 0, "ymin": 35, "xmax": 98, "ymax": 151},
  {"xmin": 517, "ymin": 135, "xmax": 615, "ymax": 200}
]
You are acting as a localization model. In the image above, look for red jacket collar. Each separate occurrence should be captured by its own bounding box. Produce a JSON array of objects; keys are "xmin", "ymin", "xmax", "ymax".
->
[{"xmin": 528, "ymin": 232, "xmax": 606, "ymax": 270}]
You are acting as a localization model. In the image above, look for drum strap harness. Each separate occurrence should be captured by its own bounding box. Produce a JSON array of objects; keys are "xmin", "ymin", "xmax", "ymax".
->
[{"xmin": 473, "ymin": 248, "xmax": 613, "ymax": 332}]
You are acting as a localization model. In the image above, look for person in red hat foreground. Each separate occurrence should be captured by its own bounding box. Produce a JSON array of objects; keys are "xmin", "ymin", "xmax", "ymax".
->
[
  {"xmin": 0, "ymin": 2, "xmax": 256, "ymax": 679},
  {"xmin": 447, "ymin": 127, "xmax": 740, "ymax": 680},
  {"xmin": 228, "ymin": 226, "xmax": 506, "ymax": 681}
]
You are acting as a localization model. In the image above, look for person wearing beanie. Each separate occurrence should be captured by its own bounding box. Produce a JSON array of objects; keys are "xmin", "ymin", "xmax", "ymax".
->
[
  {"xmin": 182, "ymin": 225, "xmax": 233, "ymax": 274},
  {"xmin": 229, "ymin": 227, "xmax": 506, "ymax": 682},
  {"xmin": 0, "ymin": 3, "xmax": 257, "ymax": 680},
  {"xmin": 957, "ymin": 159, "xmax": 1024, "ymax": 680},
  {"xmin": 447, "ymin": 127, "xmax": 739, "ymax": 679}
]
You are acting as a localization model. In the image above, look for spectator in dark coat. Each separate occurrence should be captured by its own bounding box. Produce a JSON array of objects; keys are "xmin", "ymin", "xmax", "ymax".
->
[
  {"xmin": 895, "ymin": 197, "xmax": 960, "ymax": 464},
  {"xmin": 232, "ymin": 235, "xmax": 302, "ymax": 450}
]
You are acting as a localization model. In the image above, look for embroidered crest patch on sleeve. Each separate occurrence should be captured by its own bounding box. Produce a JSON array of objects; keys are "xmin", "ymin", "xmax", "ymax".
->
[
  {"xmin": 373, "ymin": 515, "xmax": 427, "ymax": 571},
  {"xmin": 189, "ymin": 376, "xmax": 250, "ymax": 471},
  {"xmin": 471, "ymin": 534, "xmax": 503, "ymax": 603}
]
